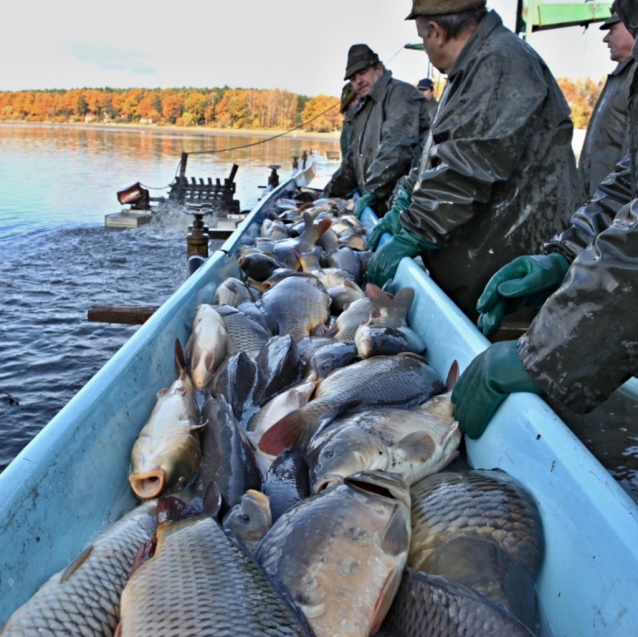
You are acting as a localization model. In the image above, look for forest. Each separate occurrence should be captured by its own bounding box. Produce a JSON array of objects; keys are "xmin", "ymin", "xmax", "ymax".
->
[{"xmin": 0, "ymin": 78, "xmax": 604, "ymax": 131}]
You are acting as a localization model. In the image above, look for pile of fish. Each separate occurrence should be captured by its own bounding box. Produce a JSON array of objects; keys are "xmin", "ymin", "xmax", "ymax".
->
[{"xmin": 1, "ymin": 192, "xmax": 545, "ymax": 637}]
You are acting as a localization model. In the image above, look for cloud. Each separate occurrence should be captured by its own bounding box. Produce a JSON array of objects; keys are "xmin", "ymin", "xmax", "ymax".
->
[{"xmin": 63, "ymin": 40, "xmax": 156, "ymax": 75}]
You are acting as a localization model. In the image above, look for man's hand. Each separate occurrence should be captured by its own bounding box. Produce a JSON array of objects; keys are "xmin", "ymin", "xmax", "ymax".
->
[
  {"xmin": 353, "ymin": 191, "xmax": 377, "ymax": 218},
  {"xmin": 451, "ymin": 341, "xmax": 544, "ymax": 439},
  {"xmin": 368, "ymin": 186, "xmax": 411, "ymax": 249},
  {"xmin": 476, "ymin": 253, "xmax": 570, "ymax": 336}
]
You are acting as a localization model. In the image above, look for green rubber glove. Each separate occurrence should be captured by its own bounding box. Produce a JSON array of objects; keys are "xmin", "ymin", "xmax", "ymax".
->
[
  {"xmin": 366, "ymin": 228, "xmax": 438, "ymax": 287},
  {"xmin": 353, "ymin": 191, "xmax": 377, "ymax": 218},
  {"xmin": 368, "ymin": 186, "xmax": 411, "ymax": 250},
  {"xmin": 451, "ymin": 340, "xmax": 544, "ymax": 439},
  {"xmin": 476, "ymin": 253, "xmax": 570, "ymax": 336}
]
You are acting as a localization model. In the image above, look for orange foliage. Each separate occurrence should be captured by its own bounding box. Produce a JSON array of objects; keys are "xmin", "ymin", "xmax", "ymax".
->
[{"xmin": 556, "ymin": 77, "xmax": 605, "ymax": 129}]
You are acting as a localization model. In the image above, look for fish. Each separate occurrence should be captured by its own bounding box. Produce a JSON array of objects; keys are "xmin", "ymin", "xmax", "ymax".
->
[
  {"xmin": 210, "ymin": 351, "xmax": 257, "ymax": 421},
  {"xmin": 310, "ymin": 339, "xmax": 357, "ymax": 379},
  {"xmin": 381, "ymin": 567, "xmax": 535, "ymax": 637},
  {"xmin": 129, "ymin": 369, "xmax": 202, "ymax": 499},
  {"xmin": 195, "ymin": 397, "xmax": 262, "ymax": 511},
  {"xmin": 355, "ymin": 325, "xmax": 410, "ymax": 358},
  {"xmin": 326, "ymin": 247, "xmax": 362, "ymax": 283},
  {"xmin": 223, "ymin": 490, "xmax": 272, "ymax": 550},
  {"xmin": 260, "ymin": 218, "xmax": 289, "ymax": 241},
  {"xmin": 255, "ymin": 471, "xmax": 411, "ymax": 637},
  {"xmin": 238, "ymin": 252, "xmax": 284, "ymax": 282},
  {"xmin": 409, "ymin": 469, "xmax": 545, "ymax": 629},
  {"xmin": 215, "ymin": 304, "xmax": 271, "ymax": 355},
  {"xmin": 276, "ymin": 212, "xmax": 332, "ymax": 253},
  {"xmin": 314, "ymin": 268, "xmax": 355, "ymax": 291},
  {"xmin": 252, "ymin": 335, "xmax": 304, "ymax": 407},
  {"xmin": 259, "ymin": 354, "xmax": 444, "ymax": 455},
  {"xmin": 185, "ymin": 304, "xmax": 235, "ymax": 389},
  {"xmin": 339, "ymin": 233, "xmax": 367, "ymax": 251},
  {"xmin": 261, "ymin": 275, "xmax": 331, "ymax": 341},
  {"xmin": 328, "ymin": 279, "xmax": 365, "ymax": 314},
  {"xmin": 334, "ymin": 296, "xmax": 378, "ymax": 341},
  {"xmin": 0, "ymin": 501, "xmax": 157, "ymax": 637},
  {"xmin": 317, "ymin": 227, "xmax": 340, "ymax": 251},
  {"xmin": 262, "ymin": 450, "xmax": 311, "ymax": 522},
  {"xmin": 272, "ymin": 243, "xmax": 301, "ymax": 270},
  {"xmin": 365, "ymin": 284, "xmax": 425, "ymax": 354},
  {"xmin": 247, "ymin": 376, "xmax": 317, "ymax": 473},
  {"xmin": 308, "ymin": 384, "xmax": 461, "ymax": 492},
  {"xmin": 296, "ymin": 246, "xmax": 324, "ymax": 272},
  {"xmin": 261, "ymin": 269, "xmax": 320, "ymax": 291},
  {"xmin": 118, "ymin": 496, "xmax": 314, "ymax": 637},
  {"xmin": 214, "ymin": 277, "xmax": 260, "ymax": 307}
]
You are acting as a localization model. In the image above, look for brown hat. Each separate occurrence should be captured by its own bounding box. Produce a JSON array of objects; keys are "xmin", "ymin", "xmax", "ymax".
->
[
  {"xmin": 405, "ymin": 0, "xmax": 487, "ymax": 19},
  {"xmin": 344, "ymin": 44, "xmax": 380, "ymax": 80},
  {"xmin": 340, "ymin": 82, "xmax": 358, "ymax": 113},
  {"xmin": 599, "ymin": 10, "xmax": 621, "ymax": 30}
]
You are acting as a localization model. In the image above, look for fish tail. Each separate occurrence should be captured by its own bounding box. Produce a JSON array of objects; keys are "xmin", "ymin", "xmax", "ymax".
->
[
  {"xmin": 445, "ymin": 360, "xmax": 459, "ymax": 391},
  {"xmin": 365, "ymin": 283, "xmax": 394, "ymax": 313}
]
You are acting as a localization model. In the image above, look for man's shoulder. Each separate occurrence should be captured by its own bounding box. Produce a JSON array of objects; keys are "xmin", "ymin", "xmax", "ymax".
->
[{"xmin": 385, "ymin": 77, "xmax": 424, "ymax": 100}]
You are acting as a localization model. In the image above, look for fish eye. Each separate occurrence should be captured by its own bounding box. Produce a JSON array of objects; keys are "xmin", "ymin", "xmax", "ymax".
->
[
  {"xmin": 324, "ymin": 450, "xmax": 334, "ymax": 459},
  {"xmin": 239, "ymin": 514, "xmax": 250, "ymax": 523}
]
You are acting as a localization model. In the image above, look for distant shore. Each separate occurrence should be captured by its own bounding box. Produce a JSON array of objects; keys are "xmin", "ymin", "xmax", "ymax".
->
[{"xmin": 0, "ymin": 120, "xmax": 341, "ymax": 143}]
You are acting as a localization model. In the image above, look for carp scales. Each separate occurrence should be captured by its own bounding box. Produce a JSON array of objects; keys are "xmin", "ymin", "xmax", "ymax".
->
[
  {"xmin": 213, "ymin": 277, "xmax": 261, "ymax": 308},
  {"xmin": 215, "ymin": 304, "xmax": 270, "ymax": 355},
  {"xmin": 185, "ymin": 304, "xmax": 235, "ymax": 389},
  {"xmin": 381, "ymin": 567, "xmax": 534, "ymax": 637},
  {"xmin": 119, "ymin": 497, "xmax": 313, "ymax": 637},
  {"xmin": 307, "ymin": 391, "xmax": 461, "ymax": 493},
  {"xmin": 1, "ymin": 501, "xmax": 157, "ymax": 637},
  {"xmin": 263, "ymin": 450, "xmax": 312, "ymax": 522},
  {"xmin": 129, "ymin": 370, "xmax": 202, "ymax": 499},
  {"xmin": 223, "ymin": 490, "xmax": 272, "ymax": 550},
  {"xmin": 261, "ymin": 275, "xmax": 331, "ymax": 341},
  {"xmin": 256, "ymin": 472, "xmax": 411, "ymax": 637},
  {"xmin": 409, "ymin": 470, "xmax": 544, "ymax": 629},
  {"xmin": 259, "ymin": 354, "xmax": 444, "ymax": 454},
  {"xmin": 334, "ymin": 296, "xmax": 377, "ymax": 341}
]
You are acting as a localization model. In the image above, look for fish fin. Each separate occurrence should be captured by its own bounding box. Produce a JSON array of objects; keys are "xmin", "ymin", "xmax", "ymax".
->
[
  {"xmin": 397, "ymin": 352, "xmax": 429, "ymax": 365},
  {"xmin": 394, "ymin": 287, "xmax": 415, "ymax": 317},
  {"xmin": 157, "ymin": 497, "xmax": 190, "ymax": 524},
  {"xmin": 114, "ymin": 623, "xmax": 123, "ymax": 637},
  {"xmin": 441, "ymin": 421, "xmax": 460, "ymax": 448},
  {"xmin": 370, "ymin": 567, "xmax": 402, "ymax": 634},
  {"xmin": 258, "ymin": 410, "xmax": 306, "ymax": 455},
  {"xmin": 445, "ymin": 360, "xmax": 459, "ymax": 391},
  {"xmin": 311, "ymin": 322, "xmax": 331, "ymax": 336},
  {"xmin": 381, "ymin": 507, "xmax": 410, "ymax": 556},
  {"xmin": 315, "ymin": 217, "xmax": 333, "ymax": 241},
  {"xmin": 441, "ymin": 449, "xmax": 460, "ymax": 469},
  {"xmin": 190, "ymin": 419, "xmax": 208, "ymax": 432},
  {"xmin": 184, "ymin": 333, "xmax": 194, "ymax": 360},
  {"xmin": 394, "ymin": 431, "xmax": 436, "ymax": 463},
  {"xmin": 175, "ymin": 338, "xmax": 186, "ymax": 374},
  {"xmin": 365, "ymin": 283, "xmax": 393, "ymax": 312},
  {"xmin": 203, "ymin": 482, "xmax": 223, "ymax": 519},
  {"xmin": 60, "ymin": 545, "xmax": 93, "ymax": 583},
  {"xmin": 130, "ymin": 538, "xmax": 157, "ymax": 577},
  {"xmin": 205, "ymin": 351, "xmax": 216, "ymax": 372},
  {"xmin": 156, "ymin": 387, "xmax": 169, "ymax": 398}
]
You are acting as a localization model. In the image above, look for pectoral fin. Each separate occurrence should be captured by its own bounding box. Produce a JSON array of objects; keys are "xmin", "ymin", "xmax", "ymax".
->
[
  {"xmin": 394, "ymin": 431, "xmax": 436, "ymax": 463},
  {"xmin": 60, "ymin": 545, "xmax": 94, "ymax": 583},
  {"xmin": 381, "ymin": 507, "xmax": 410, "ymax": 556}
]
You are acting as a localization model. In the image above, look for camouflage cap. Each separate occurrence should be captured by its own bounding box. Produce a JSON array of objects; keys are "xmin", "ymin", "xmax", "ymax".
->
[
  {"xmin": 405, "ymin": 0, "xmax": 487, "ymax": 19},
  {"xmin": 340, "ymin": 82, "xmax": 358, "ymax": 113},
  {"xmin": 344, "ymin": 44, "xmax": 380, "ymax": 80}
]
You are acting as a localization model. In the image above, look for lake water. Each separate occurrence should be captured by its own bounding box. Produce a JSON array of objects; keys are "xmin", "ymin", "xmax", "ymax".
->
[
  {"xmin": 1, "ymin": 122, "xmax": 637, "ymax": 505},
  {"xmin": 0, "ymin": 122, "xmax": 339, "ymax": 472}
]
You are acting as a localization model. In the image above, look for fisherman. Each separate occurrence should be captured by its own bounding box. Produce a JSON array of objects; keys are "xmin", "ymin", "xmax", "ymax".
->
[
  {"xmin": 450, "ymin": 0, "xmax": 638, "ymax": 440},
  {"xmin": 416, "ymin": 77, "xmax": 438, "ymax": 119},
  {"xmin": 339, "ymin": 82, "xmax": 359, "ymax": 160},
  {"xmin": 366, "ymin": 0, "xmax": 579, "ymax": 321},
  {"xmin": 577, "ymin": 7, "xmax": 636, "ymax": 201},
  {"xmin": 323, "ymin": 44, "xmax": 431, "ymax": 218}
]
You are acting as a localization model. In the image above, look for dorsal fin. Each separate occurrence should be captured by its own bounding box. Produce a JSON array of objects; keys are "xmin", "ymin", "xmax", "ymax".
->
[{"xmin": 445, "ymin": 360, "xmax": 459, "ymax": 391}]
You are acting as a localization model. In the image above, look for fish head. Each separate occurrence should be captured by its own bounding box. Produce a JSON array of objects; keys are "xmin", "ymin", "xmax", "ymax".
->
[
  {"xmin": 344, "ymin": 471, "xmax": 411, "ymax": 511},
  {"xmin": 312, "ymin": 429, "xmax": 387, "ymax": 493},
  {"xmin": 223, "ymin": 490, "xmax": 272, "ymax": 549}
]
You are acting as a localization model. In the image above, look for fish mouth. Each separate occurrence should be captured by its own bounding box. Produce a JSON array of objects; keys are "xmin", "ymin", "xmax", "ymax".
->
[
  {"xmin": 314, "ymin": 475, "xmax": 342, "ymax": 493},
  {"xmin": 129, "ymin": 470, "xmax": 166, "ymax": 499}
]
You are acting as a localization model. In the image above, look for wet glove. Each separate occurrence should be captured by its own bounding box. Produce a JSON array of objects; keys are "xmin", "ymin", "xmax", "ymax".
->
[
  {"xmin": 366, "ymin": 228, "xmax": 438, "ymax": 287},
  {"xmin": 451, "ymin": 340, "xmax": 544, "ymax": 439},
  {"xmin": 476, "ymin": 253, "xmax": 570, "ymax": 336},
  {"xmin": 353, "ymin": 191, "xmax": 377, "ymax": 218},
  {"xmin": 368, "ymin": 186, "xmax": 411, "ymax": 250}
]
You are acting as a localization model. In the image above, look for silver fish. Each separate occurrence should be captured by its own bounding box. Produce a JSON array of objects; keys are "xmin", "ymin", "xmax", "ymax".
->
[
  {"xmin": 334, "ymin": 296, "xmax": 377, "ymax": 341},
  {"xmin": 223, "ymin": 490, "xmax": 272, "ymax": 550},
  {"xmin": 216, "ymin": 304, "xmax": 271, "ymax": 355}
]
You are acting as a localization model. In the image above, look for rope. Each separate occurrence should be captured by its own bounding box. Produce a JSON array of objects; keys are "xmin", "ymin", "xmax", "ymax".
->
[{"xmin": 140, "ymin": 100, "xmax": 339, "ymax": 190}]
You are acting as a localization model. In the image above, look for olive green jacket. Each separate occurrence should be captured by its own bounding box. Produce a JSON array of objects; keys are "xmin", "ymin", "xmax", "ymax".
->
[
  {"xmin": 578, "ymin": 56, "xmax": 636, "ymax": 202},
  {"xmin": 399, "ymin": 11, "xmax": 579, "ymax": 320},
  {"xmin": 325, "ymin": 71, "xmax": 430, "ymax": 212}
]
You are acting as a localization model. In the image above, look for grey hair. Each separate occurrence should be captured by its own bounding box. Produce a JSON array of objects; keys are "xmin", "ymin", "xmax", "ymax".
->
[{"xmin": 416, "ymin": 7, "xmax": 487, "ymax": 40}]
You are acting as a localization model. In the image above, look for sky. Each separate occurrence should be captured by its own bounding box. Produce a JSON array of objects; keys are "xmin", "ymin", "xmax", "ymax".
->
[{"xmin": 0, "ymin": 0, "xmax": 617, "ymax": 97}]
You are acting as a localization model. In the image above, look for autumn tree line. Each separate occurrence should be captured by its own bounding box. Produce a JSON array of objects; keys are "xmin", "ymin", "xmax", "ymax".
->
[{"xmin": 0, "ymin": 79, "xmax": 604, "ymax": 132}]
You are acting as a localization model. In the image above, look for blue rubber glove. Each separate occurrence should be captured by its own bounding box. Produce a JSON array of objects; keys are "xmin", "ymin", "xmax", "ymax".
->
[
  {"xmin": 451, "ymin": 341, "xmax": 544, "ymax": 439},
  {"xmin": 368, "ymin": 186, "xmax": 411, "ymax": 250},
  {"xmin": 353, "ymin": 191, "xmax": 377, "ymax": 219},
  {"xmin": 366, "ymin": 228, "xmax": 438, "ymax": 287},
  {"xmin": 476, "ymin": 253, "xmax": 570, "ymax": 336}
]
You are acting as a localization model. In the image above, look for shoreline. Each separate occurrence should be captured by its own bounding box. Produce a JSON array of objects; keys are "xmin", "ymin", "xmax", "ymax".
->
[{"xmin": 0, "ymin": 120, "xmax": 341, "ymax": 143}]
